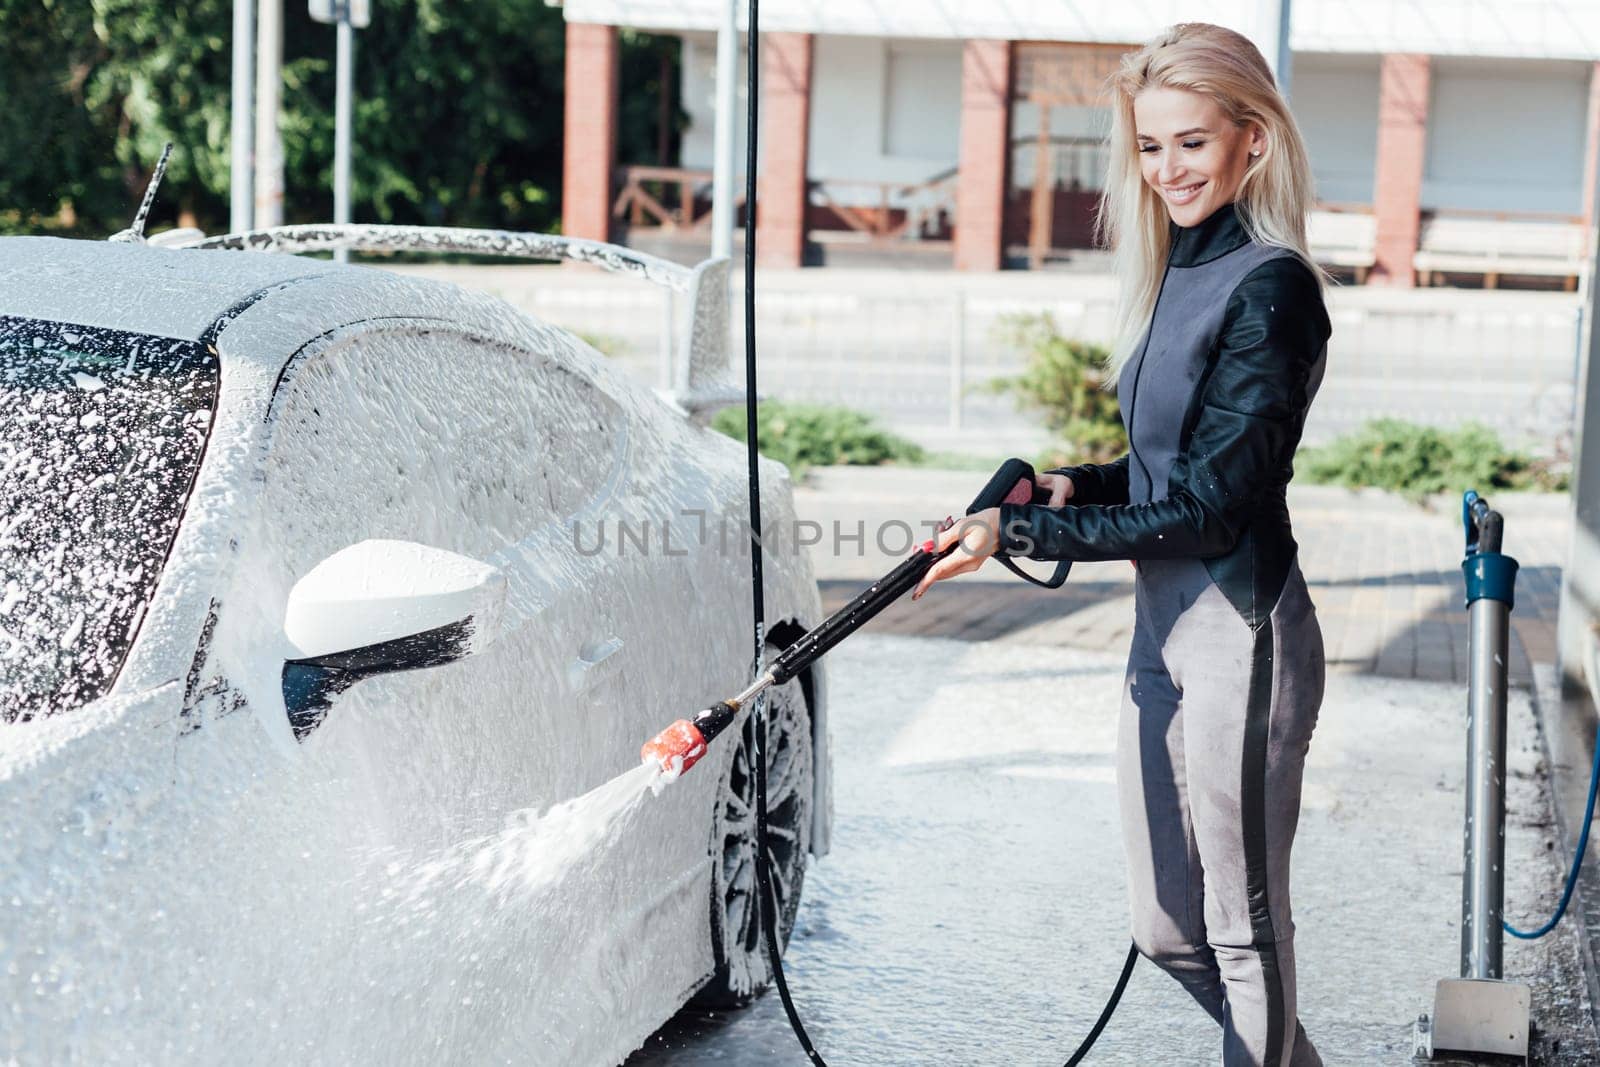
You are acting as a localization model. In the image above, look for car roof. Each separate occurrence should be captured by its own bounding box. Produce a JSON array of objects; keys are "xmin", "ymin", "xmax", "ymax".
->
[{"xmin": 0, "ymin": 236, "xmax": 340, "ymax": 343}]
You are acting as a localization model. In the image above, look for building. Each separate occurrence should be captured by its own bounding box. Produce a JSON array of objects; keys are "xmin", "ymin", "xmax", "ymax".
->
[{"xmin": 554, "ymin": 0, "xmax": 1600, "ymax": 287}]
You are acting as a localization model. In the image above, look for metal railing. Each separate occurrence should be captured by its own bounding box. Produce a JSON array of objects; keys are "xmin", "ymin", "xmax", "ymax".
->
[
  {"xmin": 807, "ymin": 170, "xmax": 957, "ymax": 244},
  {"xmin": 611, "ymin": 164, "xmax": 958, "ymax": 245},
  {"xmin": 533, "ymin": 284, "xmax": 1576, "ymax": 452}
]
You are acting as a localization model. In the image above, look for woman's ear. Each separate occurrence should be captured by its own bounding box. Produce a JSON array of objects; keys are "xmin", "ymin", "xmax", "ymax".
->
[{"xmin": 1249, "ymin": 123, "xmax": 1268, "ymax": 160}]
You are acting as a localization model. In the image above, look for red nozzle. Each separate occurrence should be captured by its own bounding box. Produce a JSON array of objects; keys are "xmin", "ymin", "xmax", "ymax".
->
[{"xmin": 641, "ymin": 719, "xmax": 709, "ymax": 779}]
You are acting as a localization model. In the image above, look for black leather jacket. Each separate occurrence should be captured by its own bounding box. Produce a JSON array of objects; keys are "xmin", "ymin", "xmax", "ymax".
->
[{"xmin": 996, "ymin": 203, "xmax": 1331, "ymax": 629}]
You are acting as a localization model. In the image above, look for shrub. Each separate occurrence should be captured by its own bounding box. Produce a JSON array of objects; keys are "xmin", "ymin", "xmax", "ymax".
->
[
  {"xmin": 711, "ymin": 400, "xmax": 925, "ymax": 477},
  {"xmin": 980, "ymin": 314, "xmax": 1127, "ymax": 464},
  {"xmin": 1297, "ymin": 419, "xmax": 1568, "ymax": 494},
  {"xmin": 575, "ymin": 331, "xmax": 626, "ymax": 358}
]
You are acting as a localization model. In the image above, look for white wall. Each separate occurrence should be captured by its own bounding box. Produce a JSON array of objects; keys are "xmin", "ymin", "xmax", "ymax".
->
[
  {"xmin": 881, "ymin": 40, "xmax": 963, "ymax": 163},
  {"xmin": 679, "ymin": 34, "xmax": 960, "ymax": 195},
  {"xmin": 679, "ymin": 33, "xmax": 748, "ymax": 173},
  {"xmin": 1293, "ymin": 53, "xmax": 1381, "ymax": 205},
  {"xmin": 1422, "ymin": 56, "xmax": 1591, "ymax": 215},
  {"xmin": 808, "ymin": 36, "xmax": 960, "ymax": 185},
  {"xmin": 559, "ymin": 0, "xmax": 1600, "ymax": 62}
]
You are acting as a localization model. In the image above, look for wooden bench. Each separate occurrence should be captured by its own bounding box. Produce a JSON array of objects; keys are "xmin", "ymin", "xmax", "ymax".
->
[
  {"xmin": 1308, "ymin": 209, "xmax": 1377, "ymax": 283},
  {"xmin": 1413, "ymin": 215, "xmax": 1589, "ymax": 290}
]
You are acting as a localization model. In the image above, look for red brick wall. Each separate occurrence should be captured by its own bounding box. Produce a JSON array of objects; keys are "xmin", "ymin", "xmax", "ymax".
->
[
  {"xmin": 758, "ymin": 33, "xmax": 814, "ymax": 269},
  {"xmin": 1371, "ymin": 53, "xmax": 1431, "ymax": 287},
  {"xmin": 955, "ymin": 40, "xmax": 1013, "ymax": 272},
  {"xmin": 562, "ymin": 23, "xmax": 619, "ymax": 244}
]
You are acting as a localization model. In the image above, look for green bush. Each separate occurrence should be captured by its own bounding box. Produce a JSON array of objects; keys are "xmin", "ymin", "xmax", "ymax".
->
[
  {"xmin": 1297, "ymin": 419, "xmax": 1568, "ymax": 494},
  {"xmin": 575, "ymin": 331, "xmax": 626, "ymax": 358},
  {"xmin": 980, "ymin": 314, "xmax": 1127, "ymax": 464},
  {"xmin": 712, "ymin": 400, "xmax": 925, "ymax": 478}
]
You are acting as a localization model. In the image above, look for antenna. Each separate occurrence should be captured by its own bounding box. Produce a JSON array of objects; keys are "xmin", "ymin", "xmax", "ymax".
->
[{"xmin": 108, "ymin": 142, "xmax": 175, "ymax": 244}]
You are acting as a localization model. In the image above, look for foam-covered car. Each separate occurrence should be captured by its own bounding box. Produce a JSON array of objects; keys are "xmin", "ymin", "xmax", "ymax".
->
[{"xmin": 0, "ymin": 228, "xmax": 830, "ymax": 1065}]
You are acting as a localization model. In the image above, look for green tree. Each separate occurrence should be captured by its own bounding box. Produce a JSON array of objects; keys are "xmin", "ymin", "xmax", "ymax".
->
[{"xmin": 3, "ymin": 0, "xmax": 681, "ymax": 238}]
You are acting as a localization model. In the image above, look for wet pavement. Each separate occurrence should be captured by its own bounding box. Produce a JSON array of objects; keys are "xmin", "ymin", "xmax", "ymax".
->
[
  {"xmin": 628, "ymin": 634, "xmax": 1598, "ymax": 1065},
  {"xmin": 620, "ymin": 470, "xmax": 1594, "ymax": 1064}
]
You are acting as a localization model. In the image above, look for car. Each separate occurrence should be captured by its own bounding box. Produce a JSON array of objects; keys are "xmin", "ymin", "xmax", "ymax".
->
[{"xmin": 0, "ymin": 226, "xmax": 832, "ymax": 1065}]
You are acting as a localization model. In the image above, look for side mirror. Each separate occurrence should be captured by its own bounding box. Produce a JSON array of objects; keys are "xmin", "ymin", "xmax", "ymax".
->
[{"xmin": 280, "ymin": 539, "xmax": 506, "ymax": 740}]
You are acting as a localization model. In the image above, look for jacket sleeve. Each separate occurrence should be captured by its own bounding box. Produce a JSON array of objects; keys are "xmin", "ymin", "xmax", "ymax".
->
[
  {"xmin": 1043, "ymin": 455, "xmax": 1130, "ymax": 507},
  {"xmin": 997, "ymin": 257, "xmax": 1330, "ymax": 563}
]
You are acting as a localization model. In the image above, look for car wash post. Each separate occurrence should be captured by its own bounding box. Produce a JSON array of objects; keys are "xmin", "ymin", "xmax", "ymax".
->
[
  {"xmin": 1421, "ymin": 491, "xmax": 1530, "ymax": 1060},
  {"xmin": 310, "ymin": 0, "xmax": 369, "ymax": 263},
  {"xmin": 1459, "ymin": 491, "xmax": 1520, "ymax": 981}
]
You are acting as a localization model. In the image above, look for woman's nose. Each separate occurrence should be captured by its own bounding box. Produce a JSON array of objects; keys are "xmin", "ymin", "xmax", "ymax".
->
[{"xmin": 1158, "ymin": 156, "xmax": 1186, "ymax": 185}]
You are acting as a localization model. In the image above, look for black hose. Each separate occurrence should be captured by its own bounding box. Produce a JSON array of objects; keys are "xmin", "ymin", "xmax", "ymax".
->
[
  {"xmin": 1064, "ymin": 941, "xmax": 1140, "ymax": 1066},
  {"xmin": 736, "ymin": 0, "xmax": 826, "ymax": 1061}
]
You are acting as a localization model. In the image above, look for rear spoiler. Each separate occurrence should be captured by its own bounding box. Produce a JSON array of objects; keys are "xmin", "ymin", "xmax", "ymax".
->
[{"xmin": 159, "ymin": 224, "xmax": 743, "ymax": 422}]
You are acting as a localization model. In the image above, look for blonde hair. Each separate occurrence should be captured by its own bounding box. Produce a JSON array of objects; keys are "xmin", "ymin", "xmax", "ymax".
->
[{"xmin": 1099, "ymin": 23, "xmax": 1324, "ymax": 374}]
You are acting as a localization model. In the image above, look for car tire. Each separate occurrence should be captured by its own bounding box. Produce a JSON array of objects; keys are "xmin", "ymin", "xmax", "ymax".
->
[{"xmin": 692, "ymin": 665, "xmax": 814, "ymax": 1008}]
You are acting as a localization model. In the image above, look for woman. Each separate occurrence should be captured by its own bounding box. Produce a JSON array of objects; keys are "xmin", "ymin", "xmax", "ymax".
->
[{"xmin": 913, "ymin": 23, "xmax": 1330, "ymax": 1067}]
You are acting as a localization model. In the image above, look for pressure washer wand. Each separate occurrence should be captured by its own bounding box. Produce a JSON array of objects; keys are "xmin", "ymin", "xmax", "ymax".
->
[
  {"xmin": 641, "ymin": 526, "xmax": 961, "ymax": 777},
  {"xmin": 640, "ymin": 456, "xmax": 1064, "ymax": 777}
]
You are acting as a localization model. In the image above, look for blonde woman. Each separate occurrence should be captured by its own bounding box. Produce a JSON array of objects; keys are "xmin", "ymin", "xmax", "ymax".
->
[{"xmin": 914, "ymin": 23, "xmax": 1330, "ymax": 1066}]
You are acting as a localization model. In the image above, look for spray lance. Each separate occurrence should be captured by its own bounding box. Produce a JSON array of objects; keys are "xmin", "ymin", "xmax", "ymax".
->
[{"xmin": 641, "ymin": 458, "xmax": 1067, "ymax": 778}]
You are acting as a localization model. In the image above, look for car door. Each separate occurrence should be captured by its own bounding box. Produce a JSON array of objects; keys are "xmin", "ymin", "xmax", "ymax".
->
[{"xmin": 223, "ymin": 319, "xmax": 653, "ymax": 850}]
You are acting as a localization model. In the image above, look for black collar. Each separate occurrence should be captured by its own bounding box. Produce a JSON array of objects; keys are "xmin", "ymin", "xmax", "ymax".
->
[{"xmin": 1168, "ymin": 201, "xmax": 1250, "ymax": 267}]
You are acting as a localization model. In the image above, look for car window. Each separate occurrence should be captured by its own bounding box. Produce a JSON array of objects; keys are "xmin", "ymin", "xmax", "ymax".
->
[
  {"xmin": 256, "ymin": 324, "xmax": 625, "ymax": 591},
  {"xmin": 0, "ymin": 317, "xmax": 219, "ymax": 721}
]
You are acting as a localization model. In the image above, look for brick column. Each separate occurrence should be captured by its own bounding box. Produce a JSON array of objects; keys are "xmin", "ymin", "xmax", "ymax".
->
[
  {"xmin": 955, "ymin": 40, "xmax": 1013, "ymax": 272},
  {"xmin": 562, "ymin": 22, "xmax": 619, "ymax": 243},
  {"xmin": 758, "ymin": 32, "xmax": 814, "ymax": 269},
  {"xmin": 1370, "ymin": 53, "xmax": 1431, "ymax": 287},
  {"xmin": 1582, "ymin": 62, "xmax": 1600, "ymax": 227}
]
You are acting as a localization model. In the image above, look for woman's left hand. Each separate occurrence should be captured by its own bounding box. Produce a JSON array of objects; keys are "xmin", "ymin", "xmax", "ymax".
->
[{"xmin": 911, "ymin": 506, "xmax": 1001, "ymax": 600}]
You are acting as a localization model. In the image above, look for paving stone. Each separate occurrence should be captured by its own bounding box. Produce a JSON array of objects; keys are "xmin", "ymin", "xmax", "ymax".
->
[{"xmin": 797, "ymin": 471, "xmax": 1571, "ymax": 687}]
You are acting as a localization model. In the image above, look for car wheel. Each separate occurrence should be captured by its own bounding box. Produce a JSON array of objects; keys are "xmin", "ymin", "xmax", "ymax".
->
[{"xmin": 693, "ymin": 668, "xmax": 814, "ymax": 1007}]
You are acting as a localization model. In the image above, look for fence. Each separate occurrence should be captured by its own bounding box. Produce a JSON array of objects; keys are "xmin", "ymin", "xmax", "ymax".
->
[{"xmin": 399, "ymin": 265, "xmax": 1582, "ymax": 457}]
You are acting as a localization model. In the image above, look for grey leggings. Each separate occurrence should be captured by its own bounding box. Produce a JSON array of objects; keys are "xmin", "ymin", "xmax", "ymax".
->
[{"xmin": 1119, "ymin": 556, "xmax": 1324, "ymax": 1066}]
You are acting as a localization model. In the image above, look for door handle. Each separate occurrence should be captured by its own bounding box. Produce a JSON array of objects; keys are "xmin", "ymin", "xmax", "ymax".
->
[{"xmin": 568, "ymin": 635, "xmax": 623, "ymax": 690}]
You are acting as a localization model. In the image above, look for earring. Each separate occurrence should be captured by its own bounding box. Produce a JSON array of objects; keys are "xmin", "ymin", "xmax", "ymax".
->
[{"xmin": 1250, "ymin": 150, "xmax": 1261, "ymax": 157}]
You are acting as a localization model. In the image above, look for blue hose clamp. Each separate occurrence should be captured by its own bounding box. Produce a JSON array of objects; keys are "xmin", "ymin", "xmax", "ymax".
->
[{"xmin": 1461, "ymin": 489, "xmax": 1519, "ymax": 610}]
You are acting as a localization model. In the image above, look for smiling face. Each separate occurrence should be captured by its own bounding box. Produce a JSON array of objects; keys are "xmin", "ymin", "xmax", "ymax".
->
[{"xmin": 1133, "ymin": 86, "xmax": 1264, "ymax": 228}]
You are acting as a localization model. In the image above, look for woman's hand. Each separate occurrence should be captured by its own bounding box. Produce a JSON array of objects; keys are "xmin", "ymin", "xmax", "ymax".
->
[
  {"xmin": 1037, "ymin": 471, "xmax": 1074, "ymax": 507},
  {"xmin": 911, "ymin": 506, "xmax": 1001, "ymax": 600}
]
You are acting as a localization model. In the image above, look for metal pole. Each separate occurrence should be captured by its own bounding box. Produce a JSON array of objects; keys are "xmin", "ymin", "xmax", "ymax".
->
[
  {"xmin": 253, "ymin": 0, "xmax": 284, "ymax": 229},
  {"xmin": 1461, "ymin": 593, "xmax": 1511, "ymax": 979},
  {"xmin": 333, "ymin": 15, "xmax": 354, "ymax": 263},
  {"xmin": 1256, "ymin": 0, "xmax": 1294, "ymax": 99},
  {"xmin": 1276, "ymin": 0, "xmax": 1294, "ymax": 100},
  {"xmin": 949, "ymin": 295, "xmax": 965, "ymax": 431},
  {"xmin": 710, "ymin": 0, "xmax": 739, "ymax": 261},
  {"xmin": 1420, "ymin": 494, "xmax": 1528, "ymax": 1060},
  {"xmin": 230, "ymin": 0, "xmax": 255, "ymax": 231}
]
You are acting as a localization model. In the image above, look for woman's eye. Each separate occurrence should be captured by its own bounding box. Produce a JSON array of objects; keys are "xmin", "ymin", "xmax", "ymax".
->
[
  {"xmin": 1182, "ymin": 140, "xmax": 1205, "ymax": 150},
  {"xmin": 1139, "ymin": 144, "xmax": 1159, "ymax": 154}
]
